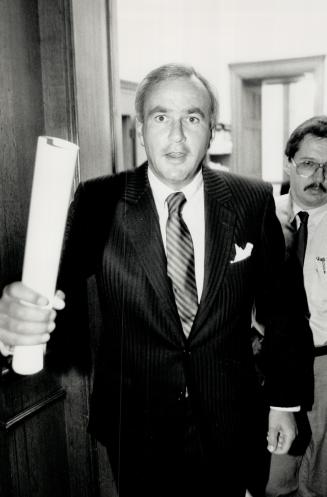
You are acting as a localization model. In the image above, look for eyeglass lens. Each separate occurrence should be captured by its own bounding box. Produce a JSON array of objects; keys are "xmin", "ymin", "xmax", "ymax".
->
[{"xmin": 296, "ymin": 161, "xmax": 327, "ymax": 177}]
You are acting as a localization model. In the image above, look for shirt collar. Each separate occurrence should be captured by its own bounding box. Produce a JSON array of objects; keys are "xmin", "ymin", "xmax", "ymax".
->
[
  {"xmin": 148, "ymin": 167, "xmax": 203, "ymax": 213},
  {"xmin": 291, "ymin": 195, "xmax": 327, "ymax": 225}
]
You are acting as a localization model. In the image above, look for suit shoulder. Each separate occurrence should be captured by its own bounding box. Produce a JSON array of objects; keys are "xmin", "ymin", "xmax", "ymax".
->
[
  {"xmin": 79, "ymin": 170, "xmax": 133, "ymax": 198},
  {"xmin": 65, "ymin": 170, "xmax": 135, "ymax": 255},
  {"xmin": 213, "ymin": 171, "xmax": 273, "ymax": 212},
  {"xmin": 222, "ymin": 171, "xmax": 272, "ymax": 196},
  {"xmin": 69, "ymin": 170, "xmax": 133, "ymax": 228},
  {"xmin": 76, "ymin": 169, "xmax": 146, "ymax": 214}
]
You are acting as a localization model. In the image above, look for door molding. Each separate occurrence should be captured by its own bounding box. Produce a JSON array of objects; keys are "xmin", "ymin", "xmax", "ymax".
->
[{"xmin": 229, "ymin": 55, "xmax": 325, "ymax": 175}]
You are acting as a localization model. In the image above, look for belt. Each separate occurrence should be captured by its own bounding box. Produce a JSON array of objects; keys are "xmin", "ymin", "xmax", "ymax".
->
[{"xmin": 314, "ymin": 345, "xmax": 327, "ymax": 357}]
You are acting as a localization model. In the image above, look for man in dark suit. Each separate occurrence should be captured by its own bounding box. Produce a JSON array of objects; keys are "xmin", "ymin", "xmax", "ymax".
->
[{"xmin": 0, "ymin": 64, "xmax": 312, "ymax": 497}]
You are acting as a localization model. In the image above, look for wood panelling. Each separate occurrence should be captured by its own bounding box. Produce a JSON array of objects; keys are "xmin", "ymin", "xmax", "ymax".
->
[
  {"xmin": 71, "ymin": 0, "xmax": 117, "ymax": 180},
  {"xmin": 0, "ymin": 0, "xmax": 44, "ymax": 285},
  {"xmin": 0, "ymin": 369, "xmax": 69, "ymax": 497},
  {"xmin": 7, "ymin": 400, "xmax": 70, "ymax": 497},
  {"xmin": 38, "ymin": 0, "xmax": 77, "ymax": 142},
  {"xmin": 0, "ymin": 374, "xmax": 65, "ymax": 430},
  {"xmin": 38, "ymin": 4, "xmax": 102, "ymax": 491},
  {"xmin": 0, "ymin": 435, "xmax": 13, "ymax": 496},
  {"xmin": 0, "ymin": 1, "xmax": 120, "ymax": 496}
]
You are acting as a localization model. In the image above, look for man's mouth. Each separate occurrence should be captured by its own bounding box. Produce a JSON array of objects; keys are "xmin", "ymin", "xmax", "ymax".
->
[
  {"xmin": 165, "ymin": 151, "xmax": 187, "ymax": 159},
  {"xmin": 166, "ymin": 152, "xmax": 185, "ymax": 157}
]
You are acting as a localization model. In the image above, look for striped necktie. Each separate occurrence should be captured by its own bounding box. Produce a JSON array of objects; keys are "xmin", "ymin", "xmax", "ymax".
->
[
  {"xmin": 166, "ymin": 192, "xmax": 198, "ymax": 337},
  {"xmin": 295, "ymin": 211, "xmax": 309, "ymax": 266}
]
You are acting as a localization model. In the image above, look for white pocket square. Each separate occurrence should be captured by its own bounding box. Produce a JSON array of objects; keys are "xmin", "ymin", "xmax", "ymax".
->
[{"xmin": 230, "ymin": 242, "xmax": 253, "ymax": 263}]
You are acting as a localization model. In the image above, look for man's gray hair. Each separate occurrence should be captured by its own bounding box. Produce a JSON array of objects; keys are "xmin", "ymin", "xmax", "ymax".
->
[{"xmin": 135, "ymin": 63, "xmax": 218, "ymax": 131}]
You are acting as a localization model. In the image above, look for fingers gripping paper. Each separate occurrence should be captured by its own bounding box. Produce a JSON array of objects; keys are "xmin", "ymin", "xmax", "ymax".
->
[{"xmin": 12, "ymin": 136, "xmax": 79, "ymax": 375}]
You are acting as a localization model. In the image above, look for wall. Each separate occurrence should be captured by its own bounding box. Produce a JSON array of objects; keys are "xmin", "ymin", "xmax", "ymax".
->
[
  {"xmin": 117, "ymin": 0, "xmax": 327, "ymax": 123},
  {"xmin": 117, "ymin": 0, "xmax": 221, "ymax": 103}
]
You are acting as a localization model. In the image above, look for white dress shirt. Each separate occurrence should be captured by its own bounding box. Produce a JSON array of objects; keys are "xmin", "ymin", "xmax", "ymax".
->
[
  {"xmin": 292, "ymin": 200, "xmax": 327, "ymax": 347},
  {"xmin": 148, "ymin": 167, "xmax": 205, "ymax": 302},
  {"xmin": 149, "ymin": 170, "xmax": 298, "ymax": 412}
]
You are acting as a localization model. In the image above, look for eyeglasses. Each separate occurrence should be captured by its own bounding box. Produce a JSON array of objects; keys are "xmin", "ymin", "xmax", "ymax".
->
[{"xmin": 291, "ymin": 158, "xmax": 327, "ymax": 178}]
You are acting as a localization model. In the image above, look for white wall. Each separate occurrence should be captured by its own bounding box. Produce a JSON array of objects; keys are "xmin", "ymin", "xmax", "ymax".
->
[
  {"xmin": 117, "ymin": 0, "xmax": 220, "ymax": 85},
  {"xmin": 117, "ymin": 0, "xmax": 327, "ymax": 122}
]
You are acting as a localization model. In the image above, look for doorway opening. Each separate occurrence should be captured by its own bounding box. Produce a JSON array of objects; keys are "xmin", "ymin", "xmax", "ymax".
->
[{"xmin": 229, "ymin": 55, "xmax": 325, "ymax": 194}]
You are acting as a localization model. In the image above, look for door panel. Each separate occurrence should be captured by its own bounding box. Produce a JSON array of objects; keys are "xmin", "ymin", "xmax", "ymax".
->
[
  {"xmin": 242, "ymin": 81, "xmax": 262, "ymax": 178},
  {"xmin": 0, "ymin": 1, "xmax": 118, "ymax": 495},
  {"xmin": 1, "ymin": 372, "xmax": 68, "ymax": 497}
]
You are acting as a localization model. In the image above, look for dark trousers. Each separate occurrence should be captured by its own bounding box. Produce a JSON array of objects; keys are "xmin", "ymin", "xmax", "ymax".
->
[{"xmin": 106, "ymin": 398, "xmax": 268, "ymax": 497}]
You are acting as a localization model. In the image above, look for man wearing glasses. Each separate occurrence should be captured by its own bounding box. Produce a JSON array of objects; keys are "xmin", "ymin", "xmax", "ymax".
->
[{"xmin": 266, "ymin": 116, "xmax": 327, "ymax": 497}]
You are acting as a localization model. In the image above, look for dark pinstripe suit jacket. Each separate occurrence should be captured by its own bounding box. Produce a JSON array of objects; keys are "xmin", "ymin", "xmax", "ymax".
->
[{"xmin": 57, "ymin": 163, "xmax": 312, "ymax": 465}]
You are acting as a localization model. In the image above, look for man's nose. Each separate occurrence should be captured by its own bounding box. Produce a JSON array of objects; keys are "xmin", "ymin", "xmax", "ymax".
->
[
  {"xmin": 169, "ymin": 119, "xmax": 186, "ymax": 142},
  {"xmin": 313, "ymin": 165, "xmax": 326, "ymax": 182}
]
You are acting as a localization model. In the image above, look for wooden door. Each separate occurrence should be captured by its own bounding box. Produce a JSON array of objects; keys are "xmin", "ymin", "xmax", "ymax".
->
[
  {"xmin": 242, "ymin": 81, "xmax": 262, "ymax": 178},
  {"xmin": 121, "ymin": 115, "xmax": 136, "ymax": 169},
  {"xmin": 0, "ymin": 1, "xmax": 119, "ymax": 495}
]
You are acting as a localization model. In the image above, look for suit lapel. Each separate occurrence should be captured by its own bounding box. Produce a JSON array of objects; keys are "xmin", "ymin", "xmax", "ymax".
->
[
  {"xmin": 123, "ymin": 164, "xmax": 184, "ymax": 345},
  {"xmin": 191, "ymin": 167, "xmax": 236, "ymax": 336},
  {"xmin": 121, "ymin": 164, "xmax": 237, "ymax": 344}
]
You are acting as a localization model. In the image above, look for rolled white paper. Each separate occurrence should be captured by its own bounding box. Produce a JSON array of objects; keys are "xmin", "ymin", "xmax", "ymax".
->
[{"xmin": 12, "ymin": 136, "xmax": 79, "ymax": 375}]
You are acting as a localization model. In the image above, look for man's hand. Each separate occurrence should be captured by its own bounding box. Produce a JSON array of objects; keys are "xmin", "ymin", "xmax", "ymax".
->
[
  {"xmin": 267, "ymin": 409, "xmax": 297, "ymax": 454},
  {"xmin": 267, "ymin": 409, "xmax": 297, "ymax": 455},
  {"xmin": 0, "ymin": 282, "xmax": 65, "ymax": 355}
]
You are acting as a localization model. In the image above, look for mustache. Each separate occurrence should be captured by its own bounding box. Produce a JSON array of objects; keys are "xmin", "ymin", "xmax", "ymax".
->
[{"xmin": 304, "ymin": 182, "xmax": 327, "ymax": 193}]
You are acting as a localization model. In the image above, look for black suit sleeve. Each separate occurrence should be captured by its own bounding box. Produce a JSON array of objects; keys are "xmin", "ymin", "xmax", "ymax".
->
[
  {"xmin": 47, "ymin": 182, "xmax": 92, "ymax": 372},
  {"xmin": 255, "ymin": 193, "xmax": 314, "ymax": 409},
  {"xmin": 47, "ymin": 174, "xmax": 127, "ymax": 373}
]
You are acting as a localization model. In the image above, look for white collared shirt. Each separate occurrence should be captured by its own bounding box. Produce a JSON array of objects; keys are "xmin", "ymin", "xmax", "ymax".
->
[
  {"xmin": 292, "ymin": 200, "xmax": 327, "ymax": 346},
  {"xmin": 149, "ymin": 170, "xmax": 299, "ymax": 411},
  {"xmin": 148, "ymin": 167, "xmax": 205, "ymax": 302}
]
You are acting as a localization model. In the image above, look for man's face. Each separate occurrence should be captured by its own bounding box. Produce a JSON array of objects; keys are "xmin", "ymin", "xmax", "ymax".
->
[
  {"xmin": 137, "ymin": 76, "xmax": 213, "ymax": 190},
  {"xmin": 286, "ymin": 134, "xmax": 327, "ymax": 209}
]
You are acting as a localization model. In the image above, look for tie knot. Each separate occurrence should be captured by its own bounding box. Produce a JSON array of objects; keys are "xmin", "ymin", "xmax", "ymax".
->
[
  {"xmin": 298, "ymin": 211, "xmax": 309, "ymax": 225},
  {"xmin": 166, "ymin": 192, "xmax": 186, "ymax": 215}
]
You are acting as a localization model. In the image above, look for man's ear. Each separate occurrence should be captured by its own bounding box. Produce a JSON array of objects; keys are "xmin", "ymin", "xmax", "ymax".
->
[
  {"xmin": 136, "ymin": 118, "xmax": 145, "ymax": 147},
  {"xmin": 209, "ymin": 127, "xmax": 215, "ymax": 147},
  {"xmin": 284, "ymin": 158, "xmax": 291, "ymax": 176}
]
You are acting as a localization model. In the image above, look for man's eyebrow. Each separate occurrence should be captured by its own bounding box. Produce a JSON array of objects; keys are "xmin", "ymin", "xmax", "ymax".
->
[
  {"xmin": 187, "ymin": 107, "xmax": 206, "ymax": 118},
  {"xmin": 300, "ymin": 156, "xmax": 323, "ymax": 160},
  {"xmin": 147, "ymin": 106, "xmax": 206, "ymax": 118},
  {"xmin": 147, "ymin": 106, "xmax": 168, "ymax": 116}
]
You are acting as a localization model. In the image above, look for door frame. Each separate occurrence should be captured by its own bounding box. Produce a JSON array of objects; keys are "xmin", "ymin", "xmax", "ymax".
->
[{"xmin": 229, "ymin": 55, "xmax": 325, "ymax": 175}]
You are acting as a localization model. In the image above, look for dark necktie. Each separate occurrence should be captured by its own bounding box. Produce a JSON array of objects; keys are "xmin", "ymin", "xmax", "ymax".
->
[
  {"xmin": 166, "ymin": 192, "xmax": 198, "ymax": 337},
  {"xmin": 295, "ymin": 211, "xmax": 309, "ymax": 266}
]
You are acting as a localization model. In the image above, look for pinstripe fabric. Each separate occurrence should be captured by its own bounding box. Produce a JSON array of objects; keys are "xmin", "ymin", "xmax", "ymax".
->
[
  {"xmin": 166, "ymin": 192, "xmax": 198, "ymax": 337},
  {"xmin": 57, "ymin": 163, "xmax": 313, "ymax": 496},
  {"xmin": 60, "ymin": 164, "xmax": 310, "ymax": 421}
]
